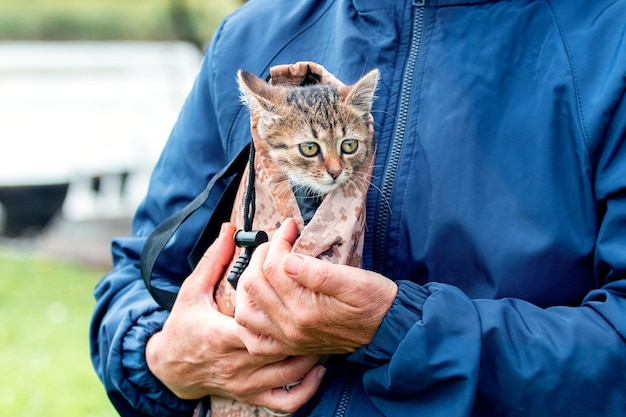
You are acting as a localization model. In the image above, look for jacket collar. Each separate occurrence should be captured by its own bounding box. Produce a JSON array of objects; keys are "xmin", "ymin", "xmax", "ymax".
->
[{"xmin": 353, "ymin": 0, "xmax": 501, "ymax": 11}]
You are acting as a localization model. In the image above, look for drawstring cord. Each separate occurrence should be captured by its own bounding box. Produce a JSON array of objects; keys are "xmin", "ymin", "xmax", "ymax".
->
[
  {"xmin": 226, "ymin": 139, "xmax": 268, "ymax": 289},
  {"xmin": 243, "ymin": 142, "xmax": 256, "ymax": 232}
]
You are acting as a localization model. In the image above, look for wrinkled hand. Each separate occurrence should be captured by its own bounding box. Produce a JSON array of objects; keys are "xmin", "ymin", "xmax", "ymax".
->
[
  {"xmin": 146, "ymin": 222, "xmax": 325, "ymax": 412},
  {"xmin": 235, "ymin": 218, "xmax": 398, "ymax": 356}
]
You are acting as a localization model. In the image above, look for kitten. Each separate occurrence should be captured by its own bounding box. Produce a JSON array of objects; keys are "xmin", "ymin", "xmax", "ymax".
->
[{"xmin": 237, "ymin": 68, "xmax": 379, "ymax": 222}]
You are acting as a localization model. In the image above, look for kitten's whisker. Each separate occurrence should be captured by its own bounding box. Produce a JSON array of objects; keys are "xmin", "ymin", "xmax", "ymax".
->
[
  {"xmin": 369, "ymin": 109, "xmax": 397, "ymax": 131},
  {"xmin": 290, "ymin": 182, "xmax": 326, "ymax": 200},
  {"xmin": 352, "ymin": 172, "xmax": 392, "ymax": 213},
  {"xmin": 370, "ymin": 109, "xmax": 397, "ymax": 122},
  {"xmin": 344, "ymin": 176, "xmax": 392, "ymax": 214},
  {"xmin": 363, "ymin": 171, "xmax": 384, "ymax": 184}
]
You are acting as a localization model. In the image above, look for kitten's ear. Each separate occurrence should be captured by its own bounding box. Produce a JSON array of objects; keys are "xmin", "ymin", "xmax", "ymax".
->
[
  {"xmin": 342, "ymin": 69, "xmax": 380, "ymax": 115},
  {"xmin": 237, "ymin": 70, "xmax": 281, "ymax": 116}
]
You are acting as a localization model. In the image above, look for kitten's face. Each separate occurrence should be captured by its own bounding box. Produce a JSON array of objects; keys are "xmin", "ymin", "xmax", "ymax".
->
[{"xmin": 238, "ymin": 69, "xmax": 379, "ymax": 196}]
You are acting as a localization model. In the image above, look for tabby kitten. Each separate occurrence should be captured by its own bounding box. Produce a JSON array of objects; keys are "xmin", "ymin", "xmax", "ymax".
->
[{"xmin": 237, "ymin": 68, "xmax": 379, "ymax": 221}]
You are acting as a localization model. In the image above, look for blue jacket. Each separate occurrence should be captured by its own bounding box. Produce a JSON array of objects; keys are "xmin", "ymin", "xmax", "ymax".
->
[{"xmin": 90, "ymin": 0, "xmax": 626, "ymax": 415}]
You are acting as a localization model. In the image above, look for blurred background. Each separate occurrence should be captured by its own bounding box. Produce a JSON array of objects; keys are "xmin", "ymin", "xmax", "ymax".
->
[{"xmin": 0, "ymin": 1, "xmax": 243, "ymax": 415}]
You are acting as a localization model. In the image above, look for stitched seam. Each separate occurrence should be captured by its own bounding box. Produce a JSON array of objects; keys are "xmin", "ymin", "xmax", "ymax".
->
[{"xmin": 545, "ymin": 0, "xmax": 593, "ymax": 161}]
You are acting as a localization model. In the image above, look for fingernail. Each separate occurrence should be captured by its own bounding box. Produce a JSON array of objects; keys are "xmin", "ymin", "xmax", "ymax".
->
[
  {"xmin": 317, "ymin": 367, "xmax": 327, "ymax": 379},
  {"xmin": 283, "ymin": 254, "xmax": 303, "ymax": 276}
]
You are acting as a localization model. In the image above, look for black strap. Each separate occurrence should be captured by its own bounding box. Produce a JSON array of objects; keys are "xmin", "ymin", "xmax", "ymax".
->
[{"xmin": 140, "ymin": 144, "xmax": 250, "ymax": 310}]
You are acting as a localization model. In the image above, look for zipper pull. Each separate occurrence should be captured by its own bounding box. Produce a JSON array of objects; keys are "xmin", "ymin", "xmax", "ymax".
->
[{"xmin": 413, "ymin": 0, "xmax": 425, "ymax": 5}]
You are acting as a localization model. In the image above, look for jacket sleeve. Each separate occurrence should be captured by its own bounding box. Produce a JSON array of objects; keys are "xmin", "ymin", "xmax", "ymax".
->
[
  {"xmin": 350, "ymin": 86, "xmax": 626, "ymax": 416},
  {"xmin": 89, "ymin": 26, "xmax": 233, "ymax": 416}
]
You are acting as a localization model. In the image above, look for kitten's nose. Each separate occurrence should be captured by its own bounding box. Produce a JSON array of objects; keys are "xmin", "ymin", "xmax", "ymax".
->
[{"xmin": 328, "ymin": 168, "xmax": 342, "ymax": 180}]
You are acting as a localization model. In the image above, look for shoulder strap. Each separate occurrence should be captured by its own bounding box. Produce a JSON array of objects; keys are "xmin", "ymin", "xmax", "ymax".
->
[{"xmin": 140, "ymin": 144, "xmax": 250, "ymax": 310}]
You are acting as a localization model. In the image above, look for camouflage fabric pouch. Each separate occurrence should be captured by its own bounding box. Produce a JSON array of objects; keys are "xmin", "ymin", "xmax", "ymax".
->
[{"xmin": 210, "ymin": 62, "xmax": 375, "ymax": 417}]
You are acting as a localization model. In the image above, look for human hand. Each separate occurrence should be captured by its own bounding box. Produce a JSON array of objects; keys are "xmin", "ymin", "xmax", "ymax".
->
[
  {"xmin": 234, "ymin": 218, "xmax": 398, "ymax": 356},
  {"xmin": 145, "ymin": 222, "xmax": 325, "ymax": 412}
]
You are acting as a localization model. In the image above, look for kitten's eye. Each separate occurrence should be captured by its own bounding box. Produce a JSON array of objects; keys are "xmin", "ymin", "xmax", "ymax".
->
[
  {"xmin": 299, "ymin": 142, "xmax": 320, "ymax": 157},
  {"xmin": 341, "ymin": 139, "xmax": 359, "ymax": 154}
]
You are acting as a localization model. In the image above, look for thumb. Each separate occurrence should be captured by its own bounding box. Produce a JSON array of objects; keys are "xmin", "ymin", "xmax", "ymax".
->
[{"xmin": 185, "ymin": 222, "xmax": 237, "ymax": 294}]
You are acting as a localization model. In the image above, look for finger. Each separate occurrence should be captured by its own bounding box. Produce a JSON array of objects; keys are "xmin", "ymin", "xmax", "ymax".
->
[
  {"xmin": 260, "ymin": 218, "xmax": 301, "ymax": 300},
  {"xmin": 273, "ymin": 217, "xmax": 300, "ymax": 248},
  {"xmin": 237, "ymin": 325, "xmax": 289, "ymax": 357},
  {"xmin": 216, "ymin": 351, "xmax": 313, "ymax": 399},
  {"xmin": 252, "ymin": 364, "xmax": 326, "ymax": 414},
  {"xmin": 236, "ymin": 244, "xmax": 287, "ymax": 335},
  {"xmin": 282, "ymin": 253, "xmax": 395, "ymax": 307},
  {"xmin": 209, "ymin": 313, "xmax": 250, "ymax": 351},
  {"xmin": 248, "ymin": 355, "xmax": 321, "ymax": 395},
  {"xmin": 282, "ymin": 253, "xmax": 347, "ymax": 298},
  {"xmin": 235, "ymin": 242, "xmax": 277, "ymax": 320},
  {"xmin": 186, "ymin": 222, "xmax": 237, "ymax": 294},
  {"xmin": 263, "ymin": 218, "xmax": 299, "ymax": 282},
  {"xmin": 235, "ymin": 282, "xmax": 280, "ymax": 342},
  {"xmin": 234, "ymin": 278, "xmax": 282, "ymax": 345}
]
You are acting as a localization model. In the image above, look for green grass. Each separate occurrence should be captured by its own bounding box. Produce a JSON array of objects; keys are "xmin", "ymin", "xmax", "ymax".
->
[
  {"xmin": 0, "ymin": 248, "xmax": 116, "ymax": 417},
  {"xmin": 0, "ymin": 0, "xmax": 243, "ymax": 45}
]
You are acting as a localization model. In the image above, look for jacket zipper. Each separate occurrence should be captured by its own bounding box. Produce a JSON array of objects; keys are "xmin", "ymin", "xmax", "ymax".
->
[
  {"xmin": 373, "ymin": 1, "xmax": 426, "ymax": 273},
  {"xmin": 334, "ymin": 375, "xmax": 353, "ymax": 417}
]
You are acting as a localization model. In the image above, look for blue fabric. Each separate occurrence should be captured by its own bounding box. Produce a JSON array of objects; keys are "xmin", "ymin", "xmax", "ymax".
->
[{"xmin": 90, "ymin": 0, "xmax": 626, "ymax": 415}]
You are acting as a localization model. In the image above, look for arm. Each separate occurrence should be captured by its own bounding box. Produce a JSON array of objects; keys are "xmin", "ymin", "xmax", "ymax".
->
[
  {"xmin": 90, "ymin": 247, "xmax": 195, "ymax": 417},
  {"xmin": 89, "ymin": 44, "xmax": 231, "ymax": 415},
  {"xmin": 351, "ymin": 279, "xmax": 626, "ymax": 416}
]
